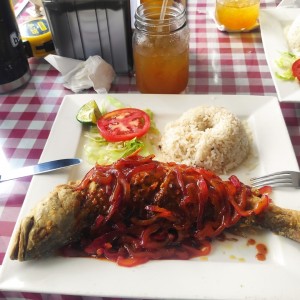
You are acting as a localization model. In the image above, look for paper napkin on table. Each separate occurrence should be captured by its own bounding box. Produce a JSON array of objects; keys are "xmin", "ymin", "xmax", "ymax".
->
[{"xmin": 44, "ymin": 54, "xmax": 116, "ymax": 93}]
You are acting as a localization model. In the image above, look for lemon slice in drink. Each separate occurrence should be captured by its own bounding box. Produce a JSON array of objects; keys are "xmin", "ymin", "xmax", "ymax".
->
[{"xmin": 76, "ymin": 100, "xmax": 102, "ymax": 125}]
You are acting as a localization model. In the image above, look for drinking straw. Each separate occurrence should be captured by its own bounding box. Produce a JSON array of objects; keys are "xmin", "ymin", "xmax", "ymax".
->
[{"xmin": 160, "ymin": 0, "xmax": 168, "ymax": 20}]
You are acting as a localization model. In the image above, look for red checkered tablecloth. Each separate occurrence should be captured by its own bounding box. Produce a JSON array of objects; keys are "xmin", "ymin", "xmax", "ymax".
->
[{"xmin": 0, "ymin": 0, "xmax": 300, "ymax": 299}]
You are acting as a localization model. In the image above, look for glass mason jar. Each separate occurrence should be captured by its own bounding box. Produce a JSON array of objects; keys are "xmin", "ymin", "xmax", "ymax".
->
[
  {"xmin": 140, "ymin": 0, "xmax": 186, "ymax": 7},
  {"xmin": 133, "ymin": 2, "xmax": 189, "ymax": 94}
]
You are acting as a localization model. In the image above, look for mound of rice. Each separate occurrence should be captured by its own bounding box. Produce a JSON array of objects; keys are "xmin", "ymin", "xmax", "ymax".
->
[
  {"xmin": 285, "ymin": 16, "xmax": 300, "ymax": 56},
  {"xmin": 159, "ymin": 106, "xmax": 250, "ymax": 174}
]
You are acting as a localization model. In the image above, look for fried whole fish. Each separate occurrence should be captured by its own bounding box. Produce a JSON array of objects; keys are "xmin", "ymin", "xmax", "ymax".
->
[{"xmin": 9, "ymin": 154, "xmax": 300, "ymax": 266}]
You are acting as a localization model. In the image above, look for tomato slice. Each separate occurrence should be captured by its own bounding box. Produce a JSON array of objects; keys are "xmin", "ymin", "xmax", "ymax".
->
[
  {"xmin": 292, "ymin": 59, "xmax": 300, "ymax": 80},
  {"xmin": 97, "ymin": 108, "xmax": 151, "ymax": 142}
]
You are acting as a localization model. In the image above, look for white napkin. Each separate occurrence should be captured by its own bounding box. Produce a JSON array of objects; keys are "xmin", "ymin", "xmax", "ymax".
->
[{"xmin": 44, "ymin": 54, "xmax": 116, "ymax": 93}]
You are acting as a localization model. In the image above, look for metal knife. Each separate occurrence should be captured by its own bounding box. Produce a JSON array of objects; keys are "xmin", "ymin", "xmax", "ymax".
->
[{"xmin": 0, "ymin": 158, "xmax": 82, "ymax": 182}]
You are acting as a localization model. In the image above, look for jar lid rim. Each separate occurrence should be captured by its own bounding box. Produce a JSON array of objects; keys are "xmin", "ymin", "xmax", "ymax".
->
[{"xmin": 134, "ymin": 2, "xmax": 186, "ymax": 31}]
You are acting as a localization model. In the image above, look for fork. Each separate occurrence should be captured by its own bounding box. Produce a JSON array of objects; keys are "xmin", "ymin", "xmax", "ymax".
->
[{"xmin": 250, "ymin": 171, "xmax": 300, "ymax": 188}]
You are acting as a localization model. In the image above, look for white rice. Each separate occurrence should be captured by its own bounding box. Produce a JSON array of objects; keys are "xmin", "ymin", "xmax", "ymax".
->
[
  {"xmin": 285, "ymin": 16, "xmax": 300, "ymax": 56},
  {"xmin": 159, "ymin": 106, "xmax": 250, "ymax": 174}
]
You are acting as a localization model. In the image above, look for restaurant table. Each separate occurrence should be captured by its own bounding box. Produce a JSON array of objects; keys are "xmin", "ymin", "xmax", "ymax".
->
[{"xmin": 1, "ymin": 0, "xmax": 300, "ymax": 299}]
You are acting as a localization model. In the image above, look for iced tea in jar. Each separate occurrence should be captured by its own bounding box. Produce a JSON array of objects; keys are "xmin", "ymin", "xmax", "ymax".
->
[{"xmin": 133, "ymin": 2, "xmax": 189, "ymax": 94}]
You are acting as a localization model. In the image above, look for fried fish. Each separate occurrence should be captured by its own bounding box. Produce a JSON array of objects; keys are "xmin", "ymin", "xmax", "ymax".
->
[{"xmin": 9, "ymin": 154, "xmax": 300, "ymax": 266}]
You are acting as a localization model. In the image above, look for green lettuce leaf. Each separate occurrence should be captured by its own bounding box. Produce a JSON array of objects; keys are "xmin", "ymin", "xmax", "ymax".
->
[{"xmin": 274, "ymin": 52, "xmax": 298, "ymax": 81}]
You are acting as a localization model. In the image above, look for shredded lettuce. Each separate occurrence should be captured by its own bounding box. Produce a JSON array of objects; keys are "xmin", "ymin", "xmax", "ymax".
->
[
  {"xmin": 83, "ymin": 96, "xmax": 160, "ymax": 165},
  {"xmin": 98, "ymin": 95, "xmax": 126, "ymax": 114},
  {"xmin": 274, "ymin": 52, "xmax": 298, "ymax": 81}
]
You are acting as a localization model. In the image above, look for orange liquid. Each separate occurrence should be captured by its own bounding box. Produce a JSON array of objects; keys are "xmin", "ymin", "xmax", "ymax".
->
[
  {"xmin": 133, "ymin": 44, "xmax": 189, "ymax": 94},
  {"xmin": 215, "ymin": 0, "xmax": 259, "ymax": 31}
]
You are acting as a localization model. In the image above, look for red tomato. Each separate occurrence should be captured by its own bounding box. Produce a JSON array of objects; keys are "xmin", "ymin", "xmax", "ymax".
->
[
  {"xmin": 97, "ymin": 108, "xmax": 151, "ymax": 142},
  {"xmin": 292, "ymin": 59, "xmax": 300, "ymax": 80}
]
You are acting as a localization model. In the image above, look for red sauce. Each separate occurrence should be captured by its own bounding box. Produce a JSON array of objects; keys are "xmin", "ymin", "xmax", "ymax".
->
[
  {"xmin": 247, "ymin": 238, "xmax": 256, "ymax": 246},
  {"xmin": 69, "ymin": 154, "xmax": 271, "ymax": 267},
  {"xmin": 256, "ymin": 243, "xmax": 268, "ymax": 261},
  {"xmin": 246, "ymin": 238, "xmax": 268, "ymax": 261}
]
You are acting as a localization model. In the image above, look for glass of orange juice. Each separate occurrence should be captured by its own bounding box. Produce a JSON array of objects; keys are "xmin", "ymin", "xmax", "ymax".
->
[
  {"xmin": 133, "ymin": 2, "xmax": 189, "ymax": 94},
  {"xmin": 215, "ymin": 0, "xmax": 260, "ymax": 32}
]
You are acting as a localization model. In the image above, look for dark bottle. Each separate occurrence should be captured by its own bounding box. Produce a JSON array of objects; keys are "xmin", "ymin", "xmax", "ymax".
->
[{"xmin": 0, "ymin": 0, "xmax": 31, "ymax": 93}]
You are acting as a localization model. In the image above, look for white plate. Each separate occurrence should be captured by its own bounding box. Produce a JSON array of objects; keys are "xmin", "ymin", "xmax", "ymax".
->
[
  {"xmin": 1, "ymin": 94, "xmax": 300, "ymax": 300},
  {"xmin": 260, "ymin": 8, "xmax": 300, "ymax": 102}
]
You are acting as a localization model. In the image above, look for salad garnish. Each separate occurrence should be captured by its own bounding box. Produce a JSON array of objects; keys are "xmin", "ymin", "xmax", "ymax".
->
[
  {"xmin": 77, "ymin": 96, "xmax": 160, "ymax": 165},
  {"xmin": 274, "ymin": 52, "xmax": 300, "ymax": 81}
]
